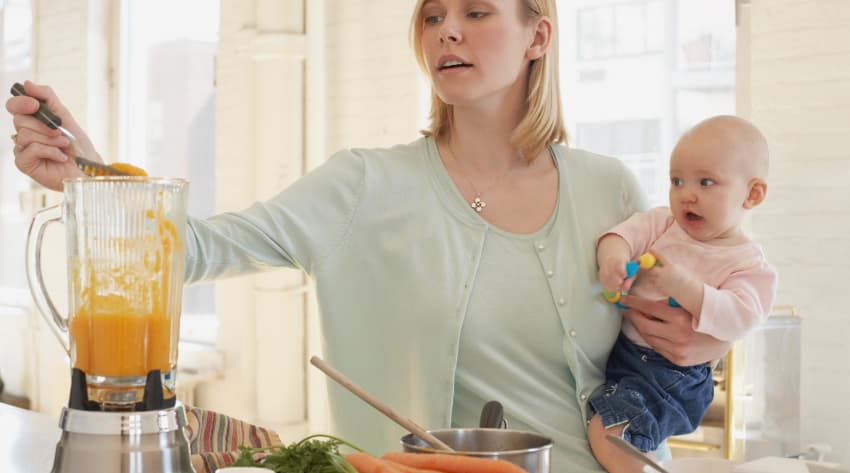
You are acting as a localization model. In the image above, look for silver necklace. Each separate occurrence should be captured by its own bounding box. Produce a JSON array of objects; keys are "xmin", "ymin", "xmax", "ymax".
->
[{"xmin": 445, "ymin": 141, "xmax": 517, "ymax": 213}]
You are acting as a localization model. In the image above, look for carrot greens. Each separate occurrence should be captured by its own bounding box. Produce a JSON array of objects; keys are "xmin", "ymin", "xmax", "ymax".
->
[{"xmin": 231, "ymin": 433, "xmax": 363, "ymax": 473}]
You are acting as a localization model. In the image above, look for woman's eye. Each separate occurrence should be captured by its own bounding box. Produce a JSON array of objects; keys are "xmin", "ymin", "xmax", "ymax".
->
[
  {"xmin": 670, "ymin": 177, "xmax": 682, "ymax": 187},
  {"xmin": 424, "ymin": 15, "xmax": 443, "ymax": 25},
  {"xmin": 700, "ymin": 178, "xmax": 715, "ymax": 187}
]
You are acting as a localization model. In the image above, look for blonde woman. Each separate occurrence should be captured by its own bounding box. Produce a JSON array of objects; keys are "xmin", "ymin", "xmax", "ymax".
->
[{"xmin": 8, "ymin": 0, "xmax": 729, "ymax": 470}]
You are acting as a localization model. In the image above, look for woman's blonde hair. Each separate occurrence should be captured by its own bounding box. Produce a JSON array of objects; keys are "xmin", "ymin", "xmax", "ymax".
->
[{"xmin": 410, "ymin": 0, "xmax": 567, "ymax": 160}]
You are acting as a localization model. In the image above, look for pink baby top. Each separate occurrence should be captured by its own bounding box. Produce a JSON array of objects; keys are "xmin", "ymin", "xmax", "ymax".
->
[{"xmin": 603, "ymin": 207, "xmax": 778, "ymax": 347}]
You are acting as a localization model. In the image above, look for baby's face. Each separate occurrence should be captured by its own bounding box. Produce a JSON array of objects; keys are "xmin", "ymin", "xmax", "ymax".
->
[{"xmin": 669, "ymin": 137, "xmax": 753, "ymax": 244}]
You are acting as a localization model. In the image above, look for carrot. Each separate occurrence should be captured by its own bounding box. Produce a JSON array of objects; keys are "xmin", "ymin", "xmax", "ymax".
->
[
  {"xmin": 345, "ymin": 451, "xmax": 406, "ymax": 473},
  {"xmin": 382, "ymin": 452, "xmax": 527, "ymax": 473},
  {"xmin": 109, "ymin": 162, "xmax": 148, "ymax": 176},
  {"xmin": 382, "ymin": 459, "xmax": 444, "ymax": 473}
]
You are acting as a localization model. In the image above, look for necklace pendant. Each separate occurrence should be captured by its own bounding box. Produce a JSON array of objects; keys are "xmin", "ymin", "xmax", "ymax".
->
[{"xmin": 470, "ymin": 195, "xmax": 486, "ymax": 213}]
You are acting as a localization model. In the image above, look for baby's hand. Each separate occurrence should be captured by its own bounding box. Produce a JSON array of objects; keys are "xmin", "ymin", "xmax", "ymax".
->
[
  {"xmin": 642, "ymin": 251, "xmax": 691, "ymax": 296},
  {"xmin": 598, "ymin": 256, "xmax": 630, "ymax": 294}
]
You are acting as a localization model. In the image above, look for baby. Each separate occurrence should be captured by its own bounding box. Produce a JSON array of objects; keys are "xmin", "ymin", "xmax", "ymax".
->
[{"xmin": 587, "ymin": 115, "xmax": 778, "ymax": 472}]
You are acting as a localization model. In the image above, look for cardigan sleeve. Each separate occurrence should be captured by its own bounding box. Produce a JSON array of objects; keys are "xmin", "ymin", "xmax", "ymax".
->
[{"xmin": 183, "ymin": 149, "xmax": 366, "ymax": 283}]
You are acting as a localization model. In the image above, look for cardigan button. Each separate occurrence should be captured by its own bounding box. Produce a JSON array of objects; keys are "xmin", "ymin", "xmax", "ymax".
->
[
  {"xmin": 569, "ymin": 330, "xmax": 577, "ymax": 337},
  {"xmin": 546, "ymin": 270, "xmax": 554, "ymax": 277},
  {"xmin": 558, "ymin": 298, "xmax": 565, "ymax": 305},
  {"xmin": 536, "ymin": 243, "xmax": 545, "ymax": 251}
]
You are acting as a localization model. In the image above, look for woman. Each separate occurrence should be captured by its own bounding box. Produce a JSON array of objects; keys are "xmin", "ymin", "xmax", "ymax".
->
[{"xmin": 7, "ymin": 0, "xmax": 729, "ymax": 470}]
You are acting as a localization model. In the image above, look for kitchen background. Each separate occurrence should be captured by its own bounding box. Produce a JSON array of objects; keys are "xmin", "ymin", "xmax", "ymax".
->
[{"xmin": 0, "ymin": 0, "xmax": 847, "ymax": 466}]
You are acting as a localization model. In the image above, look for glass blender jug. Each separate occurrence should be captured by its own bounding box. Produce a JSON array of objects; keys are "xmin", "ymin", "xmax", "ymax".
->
[{"xmin": 27, "ymin": 176, "xmax": 189, "ymax": 408}]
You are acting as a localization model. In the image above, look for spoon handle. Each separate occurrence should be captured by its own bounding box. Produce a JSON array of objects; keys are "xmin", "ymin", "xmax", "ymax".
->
[
  {"xmin": 310, "ymin": 356, "xmax": 454, "ymax": 452},
  {"xmin": 605, "ymin": 435, "xmax": 672, "ymax": 473}
]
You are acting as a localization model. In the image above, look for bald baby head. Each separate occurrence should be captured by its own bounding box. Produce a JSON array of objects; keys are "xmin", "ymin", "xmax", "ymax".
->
[{"xmin": 677, "ymin": 115, "xmax": 770, "ymax": 180}]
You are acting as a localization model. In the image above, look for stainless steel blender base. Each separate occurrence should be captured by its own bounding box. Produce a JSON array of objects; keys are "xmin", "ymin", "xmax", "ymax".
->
[{"xmin": 51, "ymin": 404, "xmax": 195, "ymax": 473}]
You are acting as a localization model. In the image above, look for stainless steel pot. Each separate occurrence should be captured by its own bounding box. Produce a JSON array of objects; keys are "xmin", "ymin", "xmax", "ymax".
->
[
  {"xmin": 399, "ymin": 401, "xmax": 552, "ymax": 473},
  {"xmin": 401, "ymin": 428, "xmax": 552, "ymax": 473}
]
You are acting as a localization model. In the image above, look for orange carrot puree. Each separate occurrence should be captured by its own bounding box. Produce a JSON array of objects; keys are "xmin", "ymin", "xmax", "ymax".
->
[
  {"xmin": 69, "ymin": 197, "xmax": 181, "ymax": 378},
  {"xmin": 69, "ymin": 294, "xmax": 172, "ymax": 377}
]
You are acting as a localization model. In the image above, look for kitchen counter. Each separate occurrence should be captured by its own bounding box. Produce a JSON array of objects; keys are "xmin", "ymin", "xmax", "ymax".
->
[{"xmin": 0, "ymin": 402, "xmax": 60, "ymax": 473}]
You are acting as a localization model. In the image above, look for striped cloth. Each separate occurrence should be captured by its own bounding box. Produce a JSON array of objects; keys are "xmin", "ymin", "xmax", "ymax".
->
[{"xmin": 184, "ymin": 406, "xmax": 282, "ymax": 473}]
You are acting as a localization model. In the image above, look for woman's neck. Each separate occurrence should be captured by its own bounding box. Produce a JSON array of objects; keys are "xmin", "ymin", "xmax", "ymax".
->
[{"xmin": 448, "ymin": 79, "xmax": 530, "ymax": 172}]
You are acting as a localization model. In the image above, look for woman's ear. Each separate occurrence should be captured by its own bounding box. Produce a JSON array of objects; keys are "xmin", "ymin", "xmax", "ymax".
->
[
  {"xmin": 527, "ymin": 16, "xmax": 552, "ymax": 61},
  {"xmin": 743, "ymin": 178, "xmax": 767, "ymax": 209}
]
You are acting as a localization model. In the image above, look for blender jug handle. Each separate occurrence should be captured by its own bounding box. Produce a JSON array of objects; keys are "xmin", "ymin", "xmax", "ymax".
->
[{"xmin": 25, "ymin": 204, "xmax": 70, "ymax": 355}]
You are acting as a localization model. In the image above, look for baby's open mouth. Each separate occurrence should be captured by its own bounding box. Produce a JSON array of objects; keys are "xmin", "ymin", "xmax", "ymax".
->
[{"xmin": 685, "ymin": 211, "xmax": 703, "ymax": 221}]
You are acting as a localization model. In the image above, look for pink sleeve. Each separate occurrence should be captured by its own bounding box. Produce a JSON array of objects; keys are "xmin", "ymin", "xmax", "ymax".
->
[
  {"xmin": 597, "ymin": 207, "xmax": 675, "ymax": 258},
  {"xmin": 694, "ymin": 261, "xmax": 778, "ymax": 341}
]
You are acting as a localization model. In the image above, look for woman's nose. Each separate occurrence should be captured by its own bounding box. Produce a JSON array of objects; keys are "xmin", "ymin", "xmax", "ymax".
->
[{"xmin": 439, "ymin": 24, "xmax": 461, "ymax": 43}]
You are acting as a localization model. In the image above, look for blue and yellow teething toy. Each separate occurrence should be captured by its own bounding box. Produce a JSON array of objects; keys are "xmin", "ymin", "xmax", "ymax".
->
[{"xmin": 601, "ymin": 253, "xmax": 679, "ymax": 309}]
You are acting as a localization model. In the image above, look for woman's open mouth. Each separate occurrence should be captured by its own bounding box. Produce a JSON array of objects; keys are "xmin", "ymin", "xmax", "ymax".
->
[{"xmin": 437, "ymin": 55, "xmax": 473, "ymax": 72}]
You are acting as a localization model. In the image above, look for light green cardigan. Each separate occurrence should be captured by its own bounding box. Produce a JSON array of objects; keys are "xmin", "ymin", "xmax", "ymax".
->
[{"xmin": 185, "ymin": 136, "xmax": 647, "ymax": 457}]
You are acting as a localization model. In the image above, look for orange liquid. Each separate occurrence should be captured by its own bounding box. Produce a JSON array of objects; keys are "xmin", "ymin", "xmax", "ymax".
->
[
  {"xmin": 70, "ymin": 197, "xmax": 181, "ymax": 378},
  {"xmin": 69, "ymin": 294, "xmax": 172, "ymax": 377}
]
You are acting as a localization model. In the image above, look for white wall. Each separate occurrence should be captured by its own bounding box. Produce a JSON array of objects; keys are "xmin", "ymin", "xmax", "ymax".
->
[
  {"xmin": 324, "ymin": 0, "xmax": 423, "ymax": 153},
  {"xmin": 746, "ymin": 0, "xmax": 850, "ymax": 465}
]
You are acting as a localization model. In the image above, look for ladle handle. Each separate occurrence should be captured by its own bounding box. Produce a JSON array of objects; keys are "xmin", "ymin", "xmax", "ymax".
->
[
  {"xmin": 309, "ymin": 356, "xmax": 454, "ymax": 452},
  {"xmin": 25, "ymin": 204, "xmax": 70, "ymax": 355}
]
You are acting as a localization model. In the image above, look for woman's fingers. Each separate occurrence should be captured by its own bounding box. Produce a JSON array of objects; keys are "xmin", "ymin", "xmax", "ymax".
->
[
  {"xmin": 5, "ymin": 93, "xmax": 40, "ymax": 115},
  {"xmin": 621, "ymin": 294, "xmax": 731, "ymax": 366},
  {"xmin": 620, "ymin": 295, "xmax": 678, "ymax": 322},
  {"xmin": 6, "ymin": 81, "xmax": 94, "ymax": 190},
  {"xmin": 12, "ymin": 113, "xmax": 63, "ymax": 137},
  {"xmin": 14, "ymin": 127, "xmax": 70, "ymax": 152},
  {"xmin": 621, "ymin": 295, "xmax": 693, "ymax": 363},
  {"xmin": 22, "ymin": 81, "xmax": 86, "ymax": 133}
]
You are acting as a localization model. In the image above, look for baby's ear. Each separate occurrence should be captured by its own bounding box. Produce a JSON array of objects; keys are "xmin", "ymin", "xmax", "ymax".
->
[{"xmin": 743, "ymin": 178, "xmax": 767, "ymax": 209}]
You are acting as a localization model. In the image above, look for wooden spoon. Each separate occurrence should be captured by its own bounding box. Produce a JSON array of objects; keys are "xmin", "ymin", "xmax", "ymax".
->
[{"xmin": 310, "ymin": 356, "xmax": 454, "ymax": 452}]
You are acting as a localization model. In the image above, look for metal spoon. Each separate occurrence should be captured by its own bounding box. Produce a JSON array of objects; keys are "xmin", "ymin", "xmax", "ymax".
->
[
  {"xmin": 605, "ymin": 435, "xmax": 672, "ymax": 473},
  {"xmin": 10, "ymin": 83, "xmax": 131, "ymax": 177}
]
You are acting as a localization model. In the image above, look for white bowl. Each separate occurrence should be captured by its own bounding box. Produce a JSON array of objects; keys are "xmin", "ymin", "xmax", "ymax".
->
[{"xmin": 643, "ymin": 457, "xmax": 735, "ymax": 473}]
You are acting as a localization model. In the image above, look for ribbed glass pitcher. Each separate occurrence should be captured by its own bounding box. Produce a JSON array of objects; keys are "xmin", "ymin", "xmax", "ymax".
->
[{"xmin": 26, "ymin": 177, "xmax": 189, "ymax": 408}]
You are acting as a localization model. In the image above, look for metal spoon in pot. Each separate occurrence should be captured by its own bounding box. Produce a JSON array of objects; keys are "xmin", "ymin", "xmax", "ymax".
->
[{"xmin": 309, "ymin": 356, "xmax": 455, "ymax": 452}]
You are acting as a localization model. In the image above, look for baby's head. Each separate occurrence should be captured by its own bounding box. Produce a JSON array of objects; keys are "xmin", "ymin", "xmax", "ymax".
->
[{"xmin": 669, "ymin": 115, "xmax": 769, "ymax": 244}]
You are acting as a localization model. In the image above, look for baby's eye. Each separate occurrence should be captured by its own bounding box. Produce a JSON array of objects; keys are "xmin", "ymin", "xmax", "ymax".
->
[
  {"xmin": 468, "ymin": 11, "xmax": 488, "ymax": 19},
  {"xmin": 700, "ymin": 178, "xmax": 715, "ymax": 187},
  {"xmin": 670, "ymin": 177, "xmax": 682, "ymax": 187}
]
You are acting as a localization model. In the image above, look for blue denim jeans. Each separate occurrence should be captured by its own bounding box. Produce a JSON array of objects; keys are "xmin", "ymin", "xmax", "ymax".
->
[{"xmin": 589, "ymin": 333, "xmax": 714, "ymax": 452}]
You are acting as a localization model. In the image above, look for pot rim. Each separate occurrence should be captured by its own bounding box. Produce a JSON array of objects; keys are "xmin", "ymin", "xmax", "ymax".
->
[{"xmin": 400, "ymin": 428, "xmax": 553, "ymax": 456}]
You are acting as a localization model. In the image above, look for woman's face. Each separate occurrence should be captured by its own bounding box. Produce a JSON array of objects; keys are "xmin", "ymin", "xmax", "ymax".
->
[{"xmin": 418, "ymin": 0, "xmax": 539, "ymax": 109}]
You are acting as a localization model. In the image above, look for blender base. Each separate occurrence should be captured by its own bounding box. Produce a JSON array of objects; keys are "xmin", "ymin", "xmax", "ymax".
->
[{"xmin": 52, "ymin": 368, "xmax": 195, "ymax": 473}]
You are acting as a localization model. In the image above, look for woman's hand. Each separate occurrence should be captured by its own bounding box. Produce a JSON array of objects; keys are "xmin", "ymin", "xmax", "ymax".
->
[
  {"xmin": 620, "ymin": 294, "xmax": 731, "ymax": 366},
  {"xmin": 6, "ymin": 81, "xmax": 98, "ymax": 191}
]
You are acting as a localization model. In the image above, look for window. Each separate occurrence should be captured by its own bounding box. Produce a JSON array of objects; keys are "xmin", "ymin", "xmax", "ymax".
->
[
  {"xmin": 560, "ymin": 0, "xmax": 736, "ymax": 206},
  {"xmin": 118, "ymin": 0, "xmax": 219, "ymax": 343},
  {"xmin": 577, "ymin": 1, "xmax": 664, "ymax": 61},
  {"xmin": 675, "ymin": 0, "xmax": 735, "ymax": 71},
  {"xmin": 0, "ymin": 0, "xmax": 33, "ymax": 311}
]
